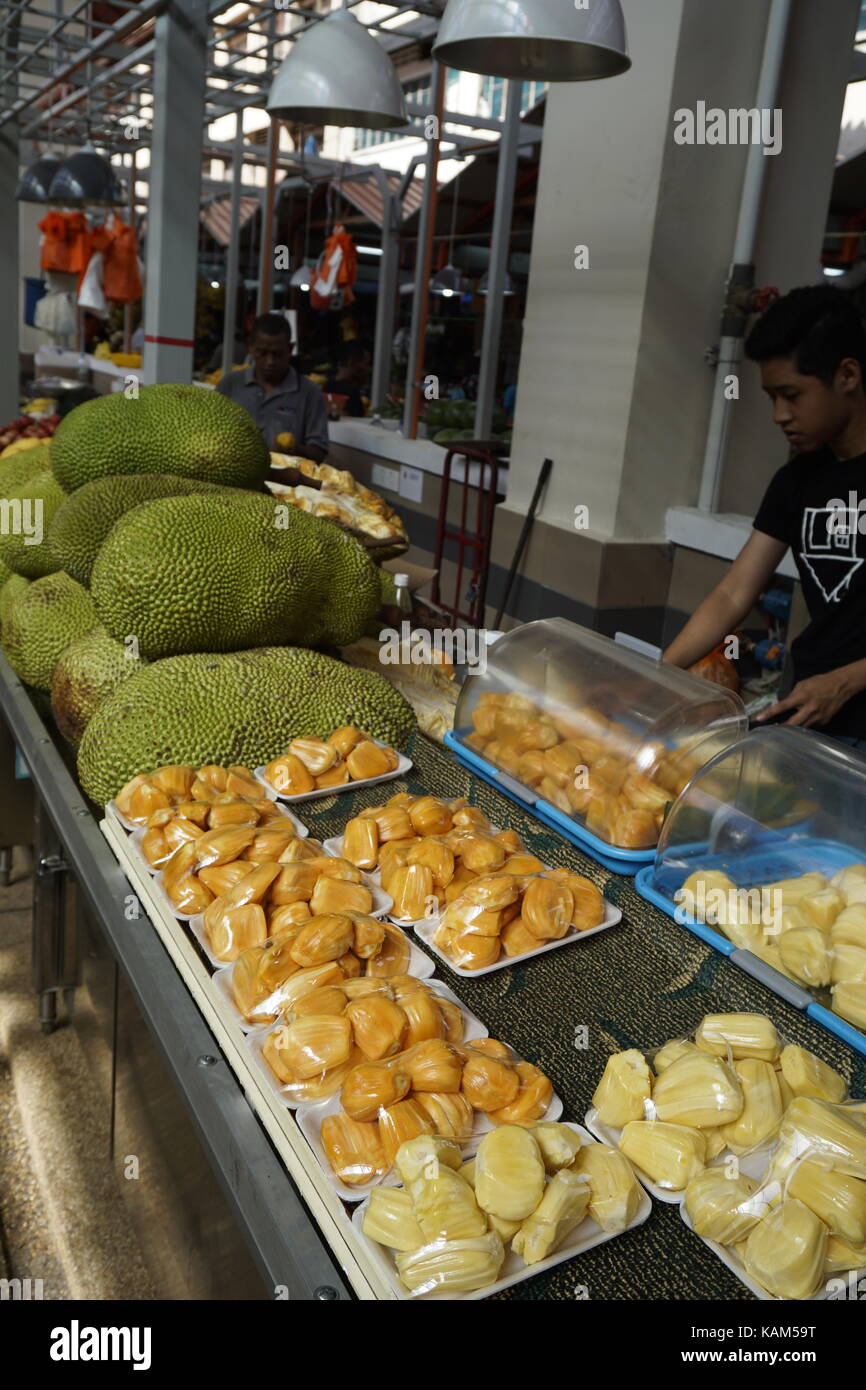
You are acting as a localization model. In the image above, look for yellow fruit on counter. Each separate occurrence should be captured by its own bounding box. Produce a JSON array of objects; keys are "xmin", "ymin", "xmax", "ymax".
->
[
  {"xmin": 717, "ymin": 1059, "xmax": 783, "ymax": 1154},
  {"xmin": 694, "ymin": 1012, "xmax": 781, "ymax": 1062},
  {"xmin": 619, "ymin": 1120, "xmax": 707, "ymax": 1191},
  {"xmin": 778, "ymin": 1044, "xmax": 847, "ymax": 1104},
  {"xmin": 474, "ymin": 1124, "xmax": 546, "ymax": 1222},
  {"xmin": 743, "ymin": 1198, "xmax": 827, "ymax": 1300},
  {"xmin": 833, "ymin": 980, "xmax": 866, "ymax": 1029},
  {"xmin": 362, "ymin": 1187, "xmax": 425, "ymax": 1253},
  {"xmin": 511, "ymin": 1170, "xmax": 591, "ymax": 1264},
  {"xmin": 531, "ymin": 1122, "xmax": 583, "ymax": 1173},
  {"xmin": 573, "ymin": 1142, "xmax": 642, "ymax": 1234},
  {"xmin": 683, "ymin": 1169, "xmax": 761, "ymax": 1245},
  {"xmin": 591, "ymin": 1049, "xmax": 652, "ymax": 1128},
  {"xmin": 395, "ymin": 1231, "xmax": 505, "ymax": 1295},
  {"xmin": 784, "ymin": 1159, "xmax": 866, "ymax": 1246},
  {"xmin": 652, "ymin": 1049, "xmax": 744, "ymax": 1129}
]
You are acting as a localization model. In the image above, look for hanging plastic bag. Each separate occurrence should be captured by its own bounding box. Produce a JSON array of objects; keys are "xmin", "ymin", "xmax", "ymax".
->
[
  {"xmin": 311, "ymin": 224, "xmax": 357, "ymax": 310},
  {"xmin": 103, "ymin": 218, "xmax": 143, "ymax": 304},
  {"xmin": 38, "ymin": 211, "xmax": 74, "ymax": 273},
  {"xmin": 34, "ymin": 290, "xmax": 76, "ymax": 343},
  {"xmin": 78, "ymin": 251, "xmax": 108, "ymax": 317}
]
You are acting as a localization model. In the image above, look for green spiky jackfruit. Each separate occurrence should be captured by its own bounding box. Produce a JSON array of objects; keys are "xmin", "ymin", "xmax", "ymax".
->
[
  {"xmin": 76, "ymin": 646, "xmax": 416, "ymax": 804},
  {"xmin": 0, "ymin": 471, "xmax": 66, "ymax": 578},
  {"xmin": 47, "ymin": 473, "xmax": 228, "ymax": 586},
  {"xmin": 51, "ymin": 625, "xmax": 147, "ymax": 747},
  {"xmin": 0, "ymin": 573, "xmax": 29, "ymax": 633},
  {"xmin": 91, "ymin": 492, "xmax": 383, "ymax": 658},
  {"xmin": 2, "ymin": 572, "xmax": 96, "ymax": 690},
  {"xmin": 50, "ymin": 384, "xmax": 270, "ymax": 491},
  {"xmin": 0, "ymin": 444, "xmax": 52, "ymax": 492}
]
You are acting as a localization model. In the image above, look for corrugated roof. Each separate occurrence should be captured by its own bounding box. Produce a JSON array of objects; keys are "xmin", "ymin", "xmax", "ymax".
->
[
  {"xmin": 332, "ymin": 172, "xmax": 425, "ymax": 228},
  {"xmin": 201, "ymin": 195, "xmax": 260, "ymax": 247}
]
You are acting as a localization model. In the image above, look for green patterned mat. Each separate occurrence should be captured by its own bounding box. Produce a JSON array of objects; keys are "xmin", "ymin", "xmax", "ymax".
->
[{"xmin": 298, "ymin": 731, "xmax": 866, "ymax": 1302}]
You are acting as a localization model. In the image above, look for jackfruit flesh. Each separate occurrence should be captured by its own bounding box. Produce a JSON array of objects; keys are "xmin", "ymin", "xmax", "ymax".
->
[
  {"xmin": 651, "ymin": 1049, "xmax": 744, "ymax": 1129},
  {"xmin": 694, "ymin": 1013, "xmax": 781, "ymax": 1062},
  {"xmin": 591, "ymin": 1049, "xmax": 652, "ymax": 1128},
  {"xmin": 572, "ymin": 1142, "xmax": 642, "ymax": 1234},
  {"xmin": 362, "ymin": 1187, "xmax": 425, "ymax": 1252},
  {"xmin": 474, "ymin": 1125, "xmax": 546, "ymax": 1222},
  {"xmin": 778, "ymin": 1045, "xmax": 847, "ymax": 1104},
  {"xmin": 743, "ymin": 1198, "xmax": 828, "ymax": 1300},
  {"xmin": 511, "ymin": 1170, "xmax": 591, "ymax": 1265},
  {"xmin": 683, "ymin": 1168, "xmax": 762, "ymax": 1245},
  {"xmin": 717, "ymin": 1059, "xmax": 782, "ymax": 1155},
  {"xmin": 777, "ymin": 1098, "xmax": 866, "ymax": 1181},
  {"xmin": 395, "ymin": 1231, "xmax": 505, "ymax": 1295},
  {"xmin": 619, "ymin": 1120, "xmax": 706, "ymax": 1191}
]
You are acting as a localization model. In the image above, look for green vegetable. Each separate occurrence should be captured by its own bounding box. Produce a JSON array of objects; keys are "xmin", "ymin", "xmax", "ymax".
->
[{"xmin": 2, "ymin": 572, "xmax": 96, "ymax": 690}]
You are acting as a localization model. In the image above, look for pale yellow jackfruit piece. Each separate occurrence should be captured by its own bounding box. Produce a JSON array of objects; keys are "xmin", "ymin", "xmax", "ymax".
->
[
  {"xmin": 678, "ymin": 870, "xmax": 736, "ymax": 925},
  {"xmin": 800, "ymin": 887, "xmax": 845, "ymax": 933},
  {"xmin": 511, "ymin": 1170, "xmax": 591, "ymax": 1265},
  {"xmin": 410, "ymin": 1166, "xmax": 488, "ymax": 1243},
  {"xmin": 779, "ymin": 925, "xmax": 832, "ymax": 987},
  {"xmin": 743, "ymin": 1198, "xmax": 828, "ymax": 1300},
  {"xmin": 718, "ymin": 1059, "xmax": 783, "ymax": 1155},
  {"xmin": 572, "ymin": 1142, "xmax": 642, "ymax": 1233},
  {"xmin": 694, "ymin": 1013, "xmax": 781, "ymax": 1062},
  {"xmin": 781, "ymin": 1157, "xmax": 866, "ymax": 1246},
  {"xmin": 459, "ymin": 1158, "xmax": 476, "ymax": 1188},
  {"xmin": 765, "ymin": 873, "xmax": 827, "ymax": 907},
  {"xmin": 531, "ymin": 1122, "xmax": 583, "ymax": 1173},
  {"xmin": 833, "ymin": 980, "xmax": 866, "ymax": 1029},
  {"xmin": 703, "ymin": 1129, "xmax": 728, "ymax": 1161},
  {"xmin": 591, "ymin": 1049, "xmax": 652, "ymax": 1128},
  {"xmin": 831, "ymin": 944, "xmax": 866, "ymax": 985},
  {"xmin": 777, "ymin": 1097, "xmax": 866, "ymax": 1181},
  {"xmin": 651, "ymin": 1049, "xmax": 744, "ymax": 1128},
  {"xmin": 824, "ymin": 1233, "xmax": 866, "ymax": 1274},
  {"xmin": 830, "ymin": 863, "xmax": 866, "ymax": 898},
  {"xmin": 396, "ymin": 1231, "xmax": 505, "ymax": 1295},
  {"xmin": 831, "ymin": 904, "xmax": 866, "ymax": 952},
  {"xmin": 619, "ymin": 1120, "xmax": 706, "ymax": 1191},
  {"xmin": 779, "ymin": 1044, "xmax": 847, "ymax": 1104},
  {"xmin": 393, "ymin": 1135, "xmax": 462, "ymax": 1186},
  {"xmin": 683, "ymin": 1168, "xmax": 762, "ymax": 1245},
  {"xmin": 362, "ymin": 1187, "xmax": 425, "ymax": 1252},
  {"xmin": 474, "ymin": 1125, "xmax": 546, "ymax": 1222},
  {"xmin": 652, "ymin": 1038, "xmax": 700, "ymax": 1074},
  {"xmin": 487, "ymin": 1213, "xmax": 523, "ymax": 1241}
]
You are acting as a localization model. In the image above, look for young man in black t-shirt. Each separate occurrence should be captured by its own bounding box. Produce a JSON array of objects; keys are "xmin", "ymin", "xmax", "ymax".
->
[{"xmin": 664, "ymin": 286, "xmax": 866, "ymax": 746}]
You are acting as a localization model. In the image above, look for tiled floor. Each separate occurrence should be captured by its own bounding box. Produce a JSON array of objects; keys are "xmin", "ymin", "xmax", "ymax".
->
[{"xmin": 0, "ymin": 848, "xmax": 155, "ymax": 1301}]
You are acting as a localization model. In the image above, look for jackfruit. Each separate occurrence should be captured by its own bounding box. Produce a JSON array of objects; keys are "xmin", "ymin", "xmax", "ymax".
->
[
  {"xmin": 743, "ymin": 1198, "xmax": 827, "ymax": 1300},
  {"xmin": 779, "ymin": 1044, "xmax": 847, "ymax": 1103},
  {"xmin": 91, "ymin": 492, "xmax": 385, "ymax": 657},
  {"xmin": 777, "ymin": 1097, "xmax": 866, "ymax": 1180},
  {"xmin": 50, "ymin": 384, "xmax": 270, "ymax": 491},
  {"xmin": 717, "ymin": 1059, "xmax": 782, "ymax": 1154},
  {"xmin": 682, "ymin": 1169, "xmax": 761, "ymax": 1244},
  {"xmin": 0, "ymin": 471, "xmax": 66, "ymax": 578},
  {"xmin": 694, "ymin": 1013, "xmax": 781, "ymax": 1062},
  {"xmin": 779, "ymin": 925, "xmax": 832, "ymax": 987},
  {"xmin": 833, "ymin": 980, "xmax": 866, "ymax": 1029},
  {"xmin": 395, "ymin": 1231, "xmax": 504, "ymax": 1295},
  {"xmin": 619, "ymin": 1120, "xmax": 706, "ymax": 1190},
  {"xmin": 532, "ymin": 1122, "xmax": 583, "ymax": 1173},
  {"xmin": 651, "ymin": 1049, "xmax": 744, "ymax": 1128},
  {"xmin": 76, "ymin": 646, "xmax": 415, "ymax": 805},
  {"xmin": 783, "ymin": 1158, "xmax": 866, "ymax": 1245},
  {"xmin": 573, "ymin": 1142, "xmax": 642, "ymax": 1233},
  {"xmin": 362, "ymin": 1188, "xmax": 425, "ymax": 1253},
  {"xmin": 393, "ymin": 1134, "xmax": 463, "ymax": 1185},
  {"xmin": 45, "ymin": 472, "xmax": 227, "ymax": 586},
  {"xmin": 50, "ymin": 625, "xmax": 146, "ymax": 746},
  {"xmin": 2, "ymin": 572, "xmax": 96, "ymax": 691},
  {"xmin": 0, "ymin": 443, "xmax": 51, "ymax": 492},
  {"xmin": 511, "ymin": 1170, "xmax": 591, "ymax": 1264},
  {"xmin": 474, "ymin": 1125, "xmax": 546, "ymax": 1221},
  {"xmin": 0, "ymin": 573, "xmax": 30, "ymax": 633},
  {"xmin": 410, "ymin": 1166, "xmax": 488, "ymax": 1243},
  {"xmin": 591, "ymin": 1049, "xmax": 652, "ymax": 1128}
]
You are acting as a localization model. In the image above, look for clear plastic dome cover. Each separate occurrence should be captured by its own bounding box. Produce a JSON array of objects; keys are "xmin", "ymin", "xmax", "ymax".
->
[
  {"xmin": 648, "ymin": 725, "xmax": 866, "ymax": 1036},
  {"xmin": 453, "ymin": 618, "xmax": 746, "ymax": 851}
]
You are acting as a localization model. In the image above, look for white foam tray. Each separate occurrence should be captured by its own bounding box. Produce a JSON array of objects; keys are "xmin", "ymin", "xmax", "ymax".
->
[
  {"xmin": 246, "ymin": 979, "xmax": 489, "ymax": 1118},
  {"xmin": 350, "ymin": 1123, "xmax": 652, "ymax": 1299},
  {"xmin": 254, "ymin": 738, "xmax": 412, "ymax": 804},
  {"xmin": 130, "ymin": 802, "xmax": 309, "ymax": 875},
  {"xmin": 210, "ymin": 930, "xmax": 436, "ymax": 1032},
  {"xmin": 414, "ymin": 902, "xmax": 621, "ymax": 977},
  {"xmin": 107, "ymin": 775, "xmax": 279, "ymax": 832}
]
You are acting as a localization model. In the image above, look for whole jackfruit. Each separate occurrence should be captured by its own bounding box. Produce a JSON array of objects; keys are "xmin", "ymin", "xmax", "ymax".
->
[
  {"xmin": 0, "ymin": 444, "xmax": 52, "ymax": 493},
  {"xmin": 2, "ymin": 572, "xmax": 96, "ymax": 691},
  {"xmin": 50, "ymin": 625, "xmax": 147, "ymax": 746},
  {"xmin": 50, "ymin": 384, "xmax": 270, "ymax": 491},
  {"xmin": 0, "ymin": 471, "xmax": 66, "ymax": 578},
  {"xmin": 47, "ymin": 473, "xmax": 228, "ymax": 586},
  {"xmin": 91, "ymin": 493, "xmax": 384, "ymax": 657},
  {"xmin": 0, "ymin": 573, "xmax": 30, "ymax": 633},
  {"xmin": 76, "ymin": 646, "xmax": 416, "ymax": 805}
]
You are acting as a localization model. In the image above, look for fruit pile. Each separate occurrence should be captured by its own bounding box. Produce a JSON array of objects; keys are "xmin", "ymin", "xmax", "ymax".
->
[
  {"xmin": 321, "ymin": 1038, "xmax": 555, "ymax": 1189},
  {"xmin": 0, "ymin": 414, "xmax": 59, "ymax": 452},
  {"xmin": 682, "ymin": 863, "xmax": 866, "ymax": 1030},
  {"xmin": 463, "ymin": 692, "xmax": 698, "ymax": 850},
  {"xmin": 361, "ymin": 1125, "xmax": 642, "ymax": 1296},
  {"xmin": 267, "ymin": 456, "xmax": 409, "ymax": 556},
  {"xmin": 432, "ymin": 869, "xmax": 606, "ymax": 971},
  {"xmin": 263, "ymin": 727, "xmax": 400, "ymax": 795},
  {"xmin": 590, "ymin": 1012, "xmax": 866, "ymax": 1299}
]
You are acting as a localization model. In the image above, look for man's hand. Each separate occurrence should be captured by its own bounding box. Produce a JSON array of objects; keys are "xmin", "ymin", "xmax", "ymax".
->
[{"xmin": 755, "ymin": 663, "xmax": 866, "ymax": 728}]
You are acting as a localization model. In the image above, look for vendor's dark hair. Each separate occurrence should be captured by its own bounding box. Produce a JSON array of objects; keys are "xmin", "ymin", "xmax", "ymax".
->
[
  {"xmin": 745, "ymin": 285, "xmax": 866, "ymax": 384},
  {"xmin": 252, "ymin": 312, "xmax": 293, "ymax": 344}
]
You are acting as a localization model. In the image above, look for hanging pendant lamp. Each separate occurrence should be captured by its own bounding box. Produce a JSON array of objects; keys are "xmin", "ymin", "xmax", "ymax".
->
[
  {"xmin": 267, "ymin": 9, "xmax": 407, "ymax": 131},
  {"xmin": 17, "ymin": 155, "xmax": 63, "ymax": 202},
  {"xmin": 433, "ymin": 0, "xmax": 631, "ymax": 81},
  {"xmin": 479, "ymin": 268, "xmax": 515, "ymax": 296},
  {"xmin": 431, "ymin": 173, "xmax": 463, "ymax": 298},
  {"xmin": 47, "ymin": 148, "xmax": 125, "ymax": 206}
]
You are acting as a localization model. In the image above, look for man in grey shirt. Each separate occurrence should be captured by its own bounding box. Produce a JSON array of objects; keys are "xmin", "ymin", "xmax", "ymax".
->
[{"xmin": 216, "ymin": 312, "xmax": 330, "ymax": 462}]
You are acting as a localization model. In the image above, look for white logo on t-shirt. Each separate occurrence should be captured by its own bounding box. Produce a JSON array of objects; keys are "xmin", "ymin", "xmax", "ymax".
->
[{"xmin": 799, "ymin": 507, "xmax": 864, "ymax": 602}]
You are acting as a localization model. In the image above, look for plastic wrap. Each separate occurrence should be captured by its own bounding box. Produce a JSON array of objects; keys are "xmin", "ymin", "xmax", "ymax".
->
[
  {"xmin": 258, "ymin": 729, "xmax": 410, "ymax": 802},
  {"xmin": 113, "ymin": 762, "xmax": 273, "ymax": 826}
]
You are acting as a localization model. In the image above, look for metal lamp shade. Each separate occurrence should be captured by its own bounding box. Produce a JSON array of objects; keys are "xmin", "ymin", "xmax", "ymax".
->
[
  {"xmin": 479, "ymin": 269, "xmax": 515, "ymax": 296},
  {"xmin": 267, "ymin": 10, "xmax": 407, "ymax": 131},
  {"xmin": 290, "ymin": 265, "xmax": 312, "ymax": 291},
  {"xmin": 431, "ymin": 264, "xmax": 463, "ymax": 298},
  {"xmin": 433, "ymin": 0, "xmax": 631, "ymax": 81},
  {"xmin": 17, "ymin": 156, "xmax": 62, "ymax": 202},
  {"xmin": 48, "ymin": 150, "xmax": 125, "ymax": 206}
]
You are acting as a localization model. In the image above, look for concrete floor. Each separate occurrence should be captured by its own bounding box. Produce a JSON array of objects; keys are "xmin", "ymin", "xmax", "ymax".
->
[{"xmin": 0, "ymin": 848, "xmax": 155, "ymax": 1301}]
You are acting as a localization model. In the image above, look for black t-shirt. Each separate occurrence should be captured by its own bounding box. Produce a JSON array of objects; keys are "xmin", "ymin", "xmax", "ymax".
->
[
  {"xmin": 754, "ymin": 448, "xmax": 866, "ymax": 737},
  {"xmin": 325, "ymin": 375, "xmax": 365, "ymax": 418}
]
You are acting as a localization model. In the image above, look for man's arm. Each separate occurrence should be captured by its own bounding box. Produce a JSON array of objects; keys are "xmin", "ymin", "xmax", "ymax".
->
[
  {"xmin": 663, "ymin": 529, "xmax": 788, "ymax": 668},
  {"xmin": 300, "ymin": 383, "xmax": 330, "ymax": 464}
]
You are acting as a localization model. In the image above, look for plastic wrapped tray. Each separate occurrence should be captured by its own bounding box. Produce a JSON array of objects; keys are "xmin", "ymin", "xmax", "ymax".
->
[
  {"xmin": 254, "ymin": 738, "xmax": 412, "ymax": 804},
  {"xmin": 414, "ymin": 902, "xmax": 621, "ymax": 978}
]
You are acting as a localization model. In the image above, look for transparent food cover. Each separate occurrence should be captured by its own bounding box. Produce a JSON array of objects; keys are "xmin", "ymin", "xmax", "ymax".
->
[
  {"xmin": 453, "ymin": 618, "xmax": 746, "ymax": 852},
  {"xmin": 647, "ymin": 726, "xmax": 866, "ymax": 1037}
]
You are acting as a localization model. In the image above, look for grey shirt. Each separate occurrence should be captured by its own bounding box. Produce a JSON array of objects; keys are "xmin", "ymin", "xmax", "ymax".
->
[{"xmin": 216, "ymin": 364, "xmax": 330, "ymax": 456}]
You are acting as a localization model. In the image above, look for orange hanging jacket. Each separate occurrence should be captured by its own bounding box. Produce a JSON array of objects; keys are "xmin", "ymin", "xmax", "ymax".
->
[{"xmin": 310, "ymin": 224, "xmax": 357, "ymax": 310}]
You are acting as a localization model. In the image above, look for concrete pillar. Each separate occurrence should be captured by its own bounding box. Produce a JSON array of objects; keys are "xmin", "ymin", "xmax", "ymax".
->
[
  {"xmin": 0, "ymin": 124, "xmax": 18, "ymax": 421},
  {"xmin": 143, "ymin": 0, "xmax": 208, "ymax": 385}
]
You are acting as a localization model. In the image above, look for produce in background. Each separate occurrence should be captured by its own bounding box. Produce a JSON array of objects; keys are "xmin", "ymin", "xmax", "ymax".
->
[
  {"xmin": 0, "ymin": 573, "xmax": 30, "ymax": 634},
  {"xmin": 322, "ymin": 1040, "xmax": 555, "ymax": 1189},
  {"xmin": 361, "ymin": 1123, "xmax": 641, "ymax": 1296},
  {"xmin": 463, "ymin": 691, "xmax": 695, "ymax": 850},
  {"xmin": 0, "ymin": 414, "xmax": 59, "ymax": 452},
  {"xmin": 50, "ymin": 384, "xmax": 270, "ymax": 491},
  {"xmin": 91, "ymin": 492, "xmax": 386, "ymax": 657},
  {"xmin": 2, "ymin": 572, "xmax": 96, "ymax": 691},
  {"xmin": 681, "ymin": 864, "xmax": 866, "ymax": 1032},
  {"xmin": 76, "ymin": 646, "xmax": 416, "ymax": 805},
  {"xmin": 0, "ymin": 472, "xmax": 66, "ymax": 579},
  {"xmin": 47, "ymin": 472, "xmax": 228, "ymax": 586},
  {"xmin": 262, "ymin": 727, "xmax": 400, "ymax": 795},
  {"xmin": 51, "ymin": 626, "xmax": 147, "ymax": 747}
]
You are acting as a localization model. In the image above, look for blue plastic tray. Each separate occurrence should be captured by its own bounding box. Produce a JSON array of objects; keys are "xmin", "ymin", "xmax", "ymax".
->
[
  {"xmin": 635, "ymin": 838, "xmax": 866, "ymax": 1057},
  {"xmin": 444, "ymin": 729, "xmax": 655, "ymax": 876}
]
